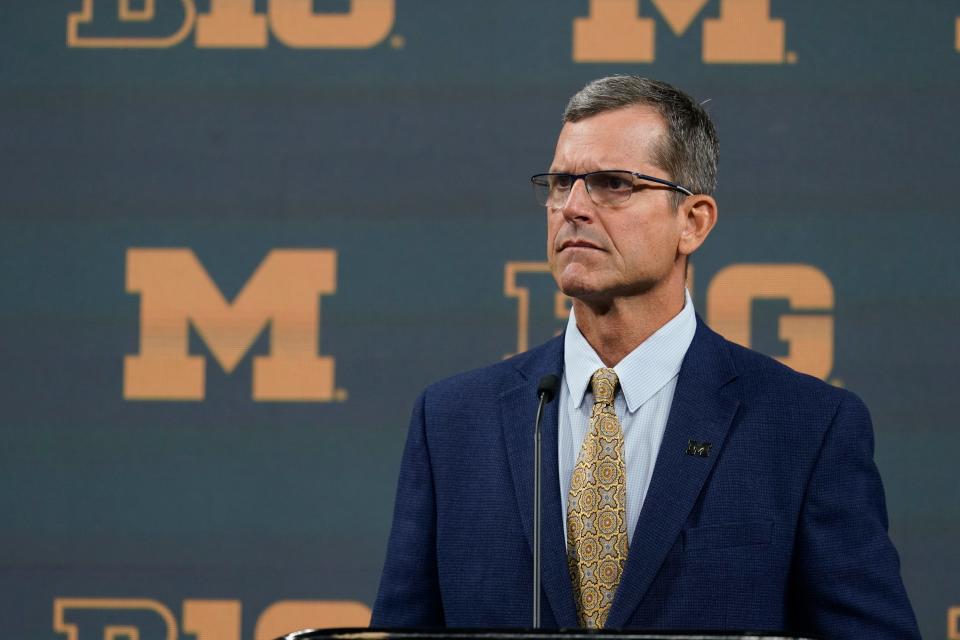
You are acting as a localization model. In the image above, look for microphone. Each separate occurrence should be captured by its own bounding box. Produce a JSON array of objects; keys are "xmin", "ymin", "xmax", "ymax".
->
[
  {"xmin": 533, "ymin": 374, "xmax": 560, "ymax": 629},
  {"xmin": 538, "ymin": 374, "xmax": 559, "ymax": 404}
]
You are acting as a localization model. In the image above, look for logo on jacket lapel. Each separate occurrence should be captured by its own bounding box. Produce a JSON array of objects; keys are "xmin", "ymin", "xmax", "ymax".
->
[{"xmin": 686, "ymin": 440, "xmax": 712, "ymax": 457}]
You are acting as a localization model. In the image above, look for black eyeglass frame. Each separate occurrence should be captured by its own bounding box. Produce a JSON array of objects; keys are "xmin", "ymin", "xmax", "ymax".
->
[{"xmin": 530, "ymin": 170, "xmax": 694, "ymax": 207}]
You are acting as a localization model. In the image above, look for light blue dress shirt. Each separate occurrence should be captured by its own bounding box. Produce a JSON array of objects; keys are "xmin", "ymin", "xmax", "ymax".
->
[{"xmin": 558, "ymin": 289, "xmax": 696, "ymax": 544}]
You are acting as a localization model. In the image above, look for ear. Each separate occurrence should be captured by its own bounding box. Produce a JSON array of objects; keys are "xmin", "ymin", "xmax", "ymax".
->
[{"xmin": 677, "ymin": 194, "xmax": 718, "ymax": 258}]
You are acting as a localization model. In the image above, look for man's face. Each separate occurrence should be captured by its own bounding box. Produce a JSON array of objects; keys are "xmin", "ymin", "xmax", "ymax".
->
[{"xmin": 547, "ymin": 105, "xmax": 687, "ymax": 304}]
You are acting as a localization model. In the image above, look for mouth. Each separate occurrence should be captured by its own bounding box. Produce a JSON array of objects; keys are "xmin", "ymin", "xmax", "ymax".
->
[{"xmin": 559, "ymin": 239, "xmax": 603, "ymax": 252}]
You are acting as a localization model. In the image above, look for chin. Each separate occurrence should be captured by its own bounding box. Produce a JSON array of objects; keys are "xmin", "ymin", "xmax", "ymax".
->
[
  {"xmin": 555, "ymin": 262, "xmax": 595, "ymax": 291},
  {"xmin": 555, "ymin": 266, "xmax": 616, "ymax": 301},
  {"xmin": 557, "ymin": 276, "xmax": 603, "ymax": 300}
]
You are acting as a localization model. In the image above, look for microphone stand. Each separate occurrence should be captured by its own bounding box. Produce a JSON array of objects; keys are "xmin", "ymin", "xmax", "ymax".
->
[{"xmin": 533, "ymin": 375, "xmax": 558, "ymax": 629}]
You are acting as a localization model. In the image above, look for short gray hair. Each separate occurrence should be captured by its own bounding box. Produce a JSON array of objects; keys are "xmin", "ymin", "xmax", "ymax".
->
[{"xmin": 563, "ymin": 75, "xmax": 719, "ymax": 204}]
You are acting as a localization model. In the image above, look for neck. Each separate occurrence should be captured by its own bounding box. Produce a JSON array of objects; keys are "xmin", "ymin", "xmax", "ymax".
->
[{"xmin": 572, "ymin": 282, "xmax": 686, "ymax": 368}]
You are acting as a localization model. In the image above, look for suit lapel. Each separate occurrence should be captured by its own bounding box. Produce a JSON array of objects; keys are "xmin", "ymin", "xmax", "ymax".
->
[
  {"xmin": 500, "ymin": 337, "xmax": 579, "ymax": 628},
  {"xmin": 606, "ymin": 319, "xmax": 740, "ymax": 628}
]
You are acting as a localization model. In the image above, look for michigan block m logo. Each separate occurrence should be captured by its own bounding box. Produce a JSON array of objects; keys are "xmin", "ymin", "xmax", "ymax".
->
[
  {"xmin": 124, "ymin": 248, "xmax": 339, "ymax": 402},
  {"xmin": 574, "ymin": 0, "xmax": 787, "ymax": 63}
]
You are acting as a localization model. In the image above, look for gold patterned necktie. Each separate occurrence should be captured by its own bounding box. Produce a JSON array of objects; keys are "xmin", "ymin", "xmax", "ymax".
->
[{"xmin": 567, "ymin": 368, "xmax": 629, "ymax": 629}]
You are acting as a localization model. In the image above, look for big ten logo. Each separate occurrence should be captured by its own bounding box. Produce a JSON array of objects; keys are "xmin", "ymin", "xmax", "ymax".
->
[
  {"xmin": 53, "ymin": 598, "xmax": 370, "ymax": 640},
  {"xmin": 67, "ymin": 0, "xmax": 395, "ymax": 49},
  {"xmin": 124, "ymin": 248, "xmax": 344, "ymax": 402},
  {"xmin": 573, "ymin": 0, "xmax": 791, "ymax": 64},
  {"xmin": 505, "ymin": 262, "xmax": 834, "ymax": 381},
  {"xmin": 950, "ymin": 606, "xmax": 960, "ymax": 640}
]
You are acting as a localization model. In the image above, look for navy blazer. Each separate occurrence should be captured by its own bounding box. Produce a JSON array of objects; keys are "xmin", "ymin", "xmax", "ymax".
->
[{"xmin": 372, "ymin": 319, "xmax": 919, "ymax": 638}]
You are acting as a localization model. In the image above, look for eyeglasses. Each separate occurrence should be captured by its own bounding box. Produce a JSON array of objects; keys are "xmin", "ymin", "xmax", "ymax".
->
[{"xmin": 530, "ymin": 170, "xmax": 693, "ymax": 208}]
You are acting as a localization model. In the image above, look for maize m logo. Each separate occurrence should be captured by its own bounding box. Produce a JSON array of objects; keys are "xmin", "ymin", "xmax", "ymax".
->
[
  {"xmin": 573, "ymin": 0, "xmax": 788, "ymax": 63},
  {"xmin": 124, "ymin": 248, "xmax": 340, "ymax": 402},
  {"xmin": 67, "ymin": 0, "xmax": 394, "ymax": 48}
]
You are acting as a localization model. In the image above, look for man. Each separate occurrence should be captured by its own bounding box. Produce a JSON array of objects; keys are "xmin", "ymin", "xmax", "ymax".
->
[{"xmin": 372, "ymin": 76, "xmax": 919, "ymax": 637}]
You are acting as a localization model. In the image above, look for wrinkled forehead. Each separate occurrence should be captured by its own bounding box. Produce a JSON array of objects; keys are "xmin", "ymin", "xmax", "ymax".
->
[{"xmin": 550, "ymin": 105, "xmax": 668, "ymax": 174}]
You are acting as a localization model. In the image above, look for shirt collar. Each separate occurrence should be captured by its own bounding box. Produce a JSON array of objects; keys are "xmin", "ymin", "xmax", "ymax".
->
[{"xmin": 563, "ymin": 289, "xmax": 697, "ymax": 413}]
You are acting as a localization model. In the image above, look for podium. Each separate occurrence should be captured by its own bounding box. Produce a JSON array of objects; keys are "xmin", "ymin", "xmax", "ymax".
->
[{"xmin": 277, "ymin": 630, "xmax": 818, "ymax": 640}]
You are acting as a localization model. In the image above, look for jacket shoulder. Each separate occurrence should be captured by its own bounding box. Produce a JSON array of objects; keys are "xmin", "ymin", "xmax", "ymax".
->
[{"xmin": 716, "ymin": 327, "xmax": 862, "ymax": 412}]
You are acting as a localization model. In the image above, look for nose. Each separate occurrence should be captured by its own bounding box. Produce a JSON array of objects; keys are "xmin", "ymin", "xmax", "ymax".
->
[{"xmin": 560, "ymin": 177, "xmax": 596, "ymax": 223}]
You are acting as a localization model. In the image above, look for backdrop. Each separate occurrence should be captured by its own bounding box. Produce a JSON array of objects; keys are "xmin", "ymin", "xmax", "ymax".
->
[{"xmin": 2, "ymin": 1, "xmax": 958, "ymax": 638}]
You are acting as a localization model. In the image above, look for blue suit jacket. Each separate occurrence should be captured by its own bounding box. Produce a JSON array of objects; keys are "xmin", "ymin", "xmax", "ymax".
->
[{"xmin": 372, "ymin": 319, "xmax": 919, "ymax": 638}]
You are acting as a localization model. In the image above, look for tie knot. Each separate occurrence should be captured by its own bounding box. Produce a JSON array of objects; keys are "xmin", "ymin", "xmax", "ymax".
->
[{"xmin": 590, "ymin": 368, "xmax": 619, "ymax": 406}]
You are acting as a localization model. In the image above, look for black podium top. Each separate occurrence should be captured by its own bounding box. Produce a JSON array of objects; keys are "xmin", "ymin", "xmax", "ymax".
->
[{"xmin": 278, "ymin": 629, "xmax": 818, "ymax": 640}]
